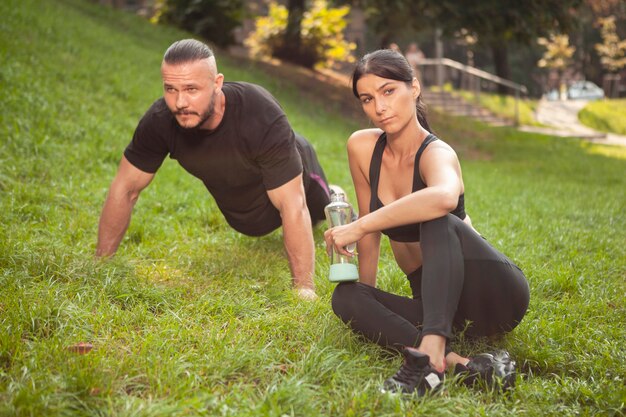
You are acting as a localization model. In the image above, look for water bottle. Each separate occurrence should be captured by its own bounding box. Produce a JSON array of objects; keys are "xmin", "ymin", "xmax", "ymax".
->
[{"xmin": 324, "ymin": 192, "xmax": 359, "ymax": 282}]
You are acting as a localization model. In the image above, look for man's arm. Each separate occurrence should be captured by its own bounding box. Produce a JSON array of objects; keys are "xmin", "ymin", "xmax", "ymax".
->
[
  {"xmin": 96, "ymin": 156, "xmax": 155, "ymax": 257},
  {"xmin": 266, "ymin": 174, "xmax": 316, "ymax": 294}
]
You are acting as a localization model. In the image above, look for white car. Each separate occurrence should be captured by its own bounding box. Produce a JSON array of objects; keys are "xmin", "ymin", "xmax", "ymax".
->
[{"xmin": 567, "ymin": 81, "xmax": 605, "ymax": 100}]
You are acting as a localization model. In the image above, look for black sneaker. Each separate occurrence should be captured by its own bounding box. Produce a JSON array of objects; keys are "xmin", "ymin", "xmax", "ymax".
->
[
  {"xmin": 454, "ymin": 350, "xmax": 516, "ymax": 390},
  {"xmin": 382, "ymin": 348, "xmax": 444, "ymax": 395}
]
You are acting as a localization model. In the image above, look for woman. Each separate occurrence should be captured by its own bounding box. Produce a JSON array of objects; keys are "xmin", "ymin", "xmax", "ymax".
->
[{"xmin": 324, "ymin": 49, "xmax": 530, "ymax": 396}]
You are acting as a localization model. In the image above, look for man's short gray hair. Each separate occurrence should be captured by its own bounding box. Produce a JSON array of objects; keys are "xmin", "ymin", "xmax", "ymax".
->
[{"xmin": 163, "ymin": 39, "xmax": 214, "ymax": 65}]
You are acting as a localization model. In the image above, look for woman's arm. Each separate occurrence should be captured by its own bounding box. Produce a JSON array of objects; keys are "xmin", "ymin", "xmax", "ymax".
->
[
  {"xmin": 348, "ymin": 131, "xmax": 381, "ymax": 286},
  {"xmin": 325, "ymin": 129, "xmax": 381, "ymax": 286},
  {"xmin": 329, "ymin": 142, "xmax": 464, "ymax": 253}
]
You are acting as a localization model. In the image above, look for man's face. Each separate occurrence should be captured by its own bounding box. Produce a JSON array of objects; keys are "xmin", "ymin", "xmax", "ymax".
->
[{"xmin": 161, "ymin": 58, "xmax": 223, "ymax": 129}]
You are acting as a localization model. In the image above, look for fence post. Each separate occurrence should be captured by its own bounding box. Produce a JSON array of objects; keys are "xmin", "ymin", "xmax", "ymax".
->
[{"xmin": 514, "ymin": 89, "xmax": 520, "ymax": 126}]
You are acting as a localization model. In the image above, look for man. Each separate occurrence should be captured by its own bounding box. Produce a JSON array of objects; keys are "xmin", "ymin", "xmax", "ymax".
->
[{"xmin": 96, "ymin": 39, "xmax": 333, "ymax": 300}]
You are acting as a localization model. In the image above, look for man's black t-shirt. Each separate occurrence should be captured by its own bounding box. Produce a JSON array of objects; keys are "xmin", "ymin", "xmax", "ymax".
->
[{"xmin": 124, "ymin": 82, "xmax": 304, "ymax": 236}]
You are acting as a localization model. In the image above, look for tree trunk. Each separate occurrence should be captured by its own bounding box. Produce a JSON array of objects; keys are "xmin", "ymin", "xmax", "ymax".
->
[
  {"xmin": 491, "ymin": 42, "xmax": 510, "ymax": 95},
  {"xmin": 274, "ymin": 0, "xmax": 316, "ymax": 68},
  {"xmin": 284, "ymin": 0, "xmax": 304, "ymax": 50}
]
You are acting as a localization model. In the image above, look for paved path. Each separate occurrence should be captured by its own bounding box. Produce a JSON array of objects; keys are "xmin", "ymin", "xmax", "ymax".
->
[{"xmin": 519, "ymin": 99, "xmax": 626, "ymax": 147}]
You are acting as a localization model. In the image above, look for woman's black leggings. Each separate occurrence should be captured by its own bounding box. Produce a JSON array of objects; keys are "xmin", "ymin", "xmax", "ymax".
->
[{"xmin": 331, "ymin": 214, "xmax": 530, "ymax": 351}]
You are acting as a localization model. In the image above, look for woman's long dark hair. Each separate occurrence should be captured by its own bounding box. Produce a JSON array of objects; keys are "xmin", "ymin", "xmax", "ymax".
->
[{"xmin": 352, "ymin": 49, "xmax": 431, "ymax": 133}]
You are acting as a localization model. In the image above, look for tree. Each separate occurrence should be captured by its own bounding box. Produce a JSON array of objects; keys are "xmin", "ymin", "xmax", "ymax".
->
[
  {"xmin": 570, "ymin": 0, "xmax": 626, "ymax": 86},
  {"xmin": 595, "ymin": 16, "xmax": 626, "ymax": 97},
  {"xmin": 432, "ymin": 0, "xmax": 583, "ymax": 93},
  {"xmin": 595, "ymin": 16, "xmax": 626, "ymax": 73},
  {"xmin": 584, "ymin": 0, "xmax": 626, "ymax": 19},
  {"xmin": 273, "ymin": 0, "xmax": 309, "ymax": 66},
  {"xmin": 153, "ymin": 0, "xmax": 244, "ymax": 48},
  {"xmin": 357, "ymin": 0, "xmax": 433, "ymax": 48},
  {"xmin": 537, "ymin": 34, "xmax": 576, "ymax": 99},
  {"xmin": 246, "ymin": 0, "xmax": 355, "ymax": 69},
  {"xmin": 347, "ymin": 0, "xmax": 583, "ymax": 93}
]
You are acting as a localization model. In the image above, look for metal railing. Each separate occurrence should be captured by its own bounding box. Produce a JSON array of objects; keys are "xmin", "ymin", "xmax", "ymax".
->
[{"xmin": 417, "ymin": 58, "xmax": 528, "ymax": 126}]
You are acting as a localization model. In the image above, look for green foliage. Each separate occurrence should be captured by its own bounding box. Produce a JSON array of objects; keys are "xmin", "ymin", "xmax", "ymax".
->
[
  {"xmin": 537, "ymin": 34, "xmax": 575, "ymax": 72},
  {"xmin": 1, "ymin": 0, "xmax": 626, "ymax": 415},
  {"xmin": 595, "ymin": 16, "xmax": 626, "ymax": 73},
  {"xmin": 579, "ymin": 98, "xmax": 626, "ymax": 135},
  {"xmin": 245, "ymin": 1, "xmax": 288, "ymax": 58},
  {"xmin": 357, "ymin": 0, "xmax": 583, "ymax": 46},
  {"xmin": 245, "ymin": 0, "xmax": 356, "ymax": 69},
  {"xmin": 153, "ymin": 0, "xmax": 244, "ymax": 47},
  {"xmin": 359, "ymin": 0, "xmax": 433, "ymax": 46}
]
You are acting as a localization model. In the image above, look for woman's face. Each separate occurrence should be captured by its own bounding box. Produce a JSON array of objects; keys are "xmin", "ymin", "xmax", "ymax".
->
[{"xmin": 356, "ymin": 73, "xmax": 419, "ymax": 134}]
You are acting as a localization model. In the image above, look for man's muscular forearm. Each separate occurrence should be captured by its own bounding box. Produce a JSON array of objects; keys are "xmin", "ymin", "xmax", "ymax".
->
[
  {"xmin": 96, "ymin": 157, "xmax": 153, "ymax": 257},
  {"xmin": 282, "ymin": 207, "xmax": 315, "ymax": 290},
  {"xmin": 266, "ymin": 174, "xmax": 317, "ymax": 294},
  {"xmin": 95, "ymin": 189, "xmax": 135, "ymax": 257}
]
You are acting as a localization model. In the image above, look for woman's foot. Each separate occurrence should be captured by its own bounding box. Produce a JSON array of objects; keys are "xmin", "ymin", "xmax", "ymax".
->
[
  {"xmin": 382, "ymin": 347, "xmax": 444, "ymax": 395},
  {"xmin": 453, "ymin": 350, "xmax": 517, "ymax": 390},
  {"xmin": 414, "ymin": 335, "xmax": 447, "ymax": 373},
  {"xmin": 445, "ymin": 351, "xmax": 470, "ymax": 368}
]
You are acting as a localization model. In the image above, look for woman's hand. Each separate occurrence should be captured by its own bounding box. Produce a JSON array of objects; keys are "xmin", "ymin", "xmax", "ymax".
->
[{"xmin": 324, "ymin": 221, "xmax": 365, "ymax": 257}]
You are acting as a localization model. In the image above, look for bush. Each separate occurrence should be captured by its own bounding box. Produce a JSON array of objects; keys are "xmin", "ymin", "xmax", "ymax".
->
[
  {"xmin": 245, "ymin": 0, "xmax": 356, "ymax": 69},
  {"xmin": 153, "ymin": 0, "xmax": 244, "ymax": 47}
]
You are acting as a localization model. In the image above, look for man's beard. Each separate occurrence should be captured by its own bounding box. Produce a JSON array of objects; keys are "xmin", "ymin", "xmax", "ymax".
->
[{"xmin": 175, "ymin": 91, "xmax": 217, "ymax": 130}]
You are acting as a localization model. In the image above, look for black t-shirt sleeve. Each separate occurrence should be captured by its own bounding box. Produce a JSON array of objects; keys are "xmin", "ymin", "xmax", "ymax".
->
[
  {"xmin": 234, "ymin": 83, "xmax": 303, "ymax": 191},
  {"xmin": 124, "ymin": 103, "xmax": 169, "ymax": 173},
  {"xmin": 256, "ymin": 113, "xmax": 303, "ymax": 190}
]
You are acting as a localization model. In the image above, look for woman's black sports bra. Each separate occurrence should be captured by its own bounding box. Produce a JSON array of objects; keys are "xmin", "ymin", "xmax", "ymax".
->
[{"xmin": 369, "ymin": 133, "xmax": 466, "ymax": 242}]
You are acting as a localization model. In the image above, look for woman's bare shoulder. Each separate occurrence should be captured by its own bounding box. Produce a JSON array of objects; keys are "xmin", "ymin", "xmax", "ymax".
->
[
  {"xmin": 423, "ymin": 136, "xmax": 458, "ymax": 159},
  {"xmin": 347, "ymin": 128, "xmax": 382, "ymax": 154}
]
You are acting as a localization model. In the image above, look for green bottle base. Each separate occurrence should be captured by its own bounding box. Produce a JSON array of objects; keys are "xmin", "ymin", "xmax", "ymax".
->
[{"xmin": 329, "ymin": 263, "xmax": 359, "ymax": 282}]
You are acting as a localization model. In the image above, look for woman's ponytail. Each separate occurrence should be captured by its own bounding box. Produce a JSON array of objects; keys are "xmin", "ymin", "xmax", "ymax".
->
[{"xmin": 416, "ymin": 95, "xmax": 431, "ymax": 133}]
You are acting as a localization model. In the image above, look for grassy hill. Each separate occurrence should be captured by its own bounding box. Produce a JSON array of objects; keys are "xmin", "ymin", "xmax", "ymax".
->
[
  {"xmin": 1, "ymin": 0, "xmax": 625, "ymax": 415},
  {"xmin": 579, "ymin": 99, "xmax": 626, "ymax": 136}
]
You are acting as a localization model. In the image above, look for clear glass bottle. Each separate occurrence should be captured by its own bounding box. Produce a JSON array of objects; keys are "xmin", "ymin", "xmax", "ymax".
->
[{"xmin": 324, "ymin": 192, "xmax": 359, "ymax": 282}]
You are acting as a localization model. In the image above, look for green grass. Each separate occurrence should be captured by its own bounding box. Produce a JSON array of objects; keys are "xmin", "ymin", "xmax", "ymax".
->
[
  {"xmin": 1, "ymin": 0, "xmax": 625, "ymax": 415},
  {"xmin": 579, "ymin": 99, "xmax": 626, "ymax": 135},
  {"xmin": 457, "ymin": 90, "xmax": 542, "ymax": 126}
]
